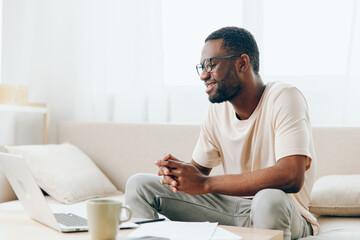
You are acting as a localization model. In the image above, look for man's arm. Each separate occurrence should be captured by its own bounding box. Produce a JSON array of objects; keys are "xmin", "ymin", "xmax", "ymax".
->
[
  {"xmin": 156, "ymin": 155, "xmax": 307, "ymax": 196},
  {"xmin": 192, "ymin": 160, "xmax": 212, "ymax": 176}
]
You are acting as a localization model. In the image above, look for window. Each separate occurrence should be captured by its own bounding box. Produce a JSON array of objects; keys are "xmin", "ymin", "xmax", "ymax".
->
[
  {"xmin": 263, "ymin": 0, "xmax": 354, "ymax": 76},
  {"xmin": 162, "ymin": 0, "xmax": 243, "ymax": 86}
]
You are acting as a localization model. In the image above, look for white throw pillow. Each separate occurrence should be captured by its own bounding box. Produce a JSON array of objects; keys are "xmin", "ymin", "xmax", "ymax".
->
[
  {"xmin": 4, "ymin": 143, "xmax": 119, "ymax": 204},
  {"xmin": 309, "ymin": 175, "xmax": 360, "ymax": 216}
]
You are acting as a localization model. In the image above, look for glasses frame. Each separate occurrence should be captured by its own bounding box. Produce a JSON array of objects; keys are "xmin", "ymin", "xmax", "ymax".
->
[{"xmin": 196, "ymin": 53, "xmax": 246, "ymax": 76}]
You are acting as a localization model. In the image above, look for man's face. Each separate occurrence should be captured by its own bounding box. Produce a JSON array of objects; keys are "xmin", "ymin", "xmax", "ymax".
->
[{"xmin": 199, "ymin": 39, "xmax": 243, "ymax": 103}]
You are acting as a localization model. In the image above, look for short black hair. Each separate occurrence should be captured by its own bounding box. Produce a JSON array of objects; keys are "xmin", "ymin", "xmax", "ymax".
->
[{"xmin": 205, "ymin": 26, "xmax": 260, "ymax": 75}]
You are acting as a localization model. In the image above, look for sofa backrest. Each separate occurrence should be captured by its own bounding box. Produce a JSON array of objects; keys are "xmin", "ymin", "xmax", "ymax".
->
[
  {"xmin": 1, "ymin": 122, "xmax": 359, "ymax": 202},
  {"xmin": 58, "ymin": 122, "xmax": 203, "ymax": 192},
  {"xmin": 312, "ymin": 127, "xmax": 360, "ymax": 178},
  {"xmin": 58, "ymin": 122, "xmax": 360, "ymax": 192}
]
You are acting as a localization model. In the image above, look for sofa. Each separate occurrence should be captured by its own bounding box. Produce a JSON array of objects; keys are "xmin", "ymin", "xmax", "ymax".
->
[{"xmin": 0, "ymin": 121, "xmax": 360, "ymax": 239}]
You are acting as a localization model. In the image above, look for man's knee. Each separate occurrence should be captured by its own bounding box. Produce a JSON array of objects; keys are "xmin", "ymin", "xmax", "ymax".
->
[
  {"xmin": 251, "ymin": 189, "xmax": 291, "ymax": 229},
  {"xmin": 125, "ymin": 173, "xmax": 163, "ymax": 218},
  {"xmin": 125, "ymin": 173, "xmax": 161, "ymax": 202},
  {"xmin": 252, "ymin": 189, "xmax": 289, "ymax": 211},
  {"xmin": 126, "ymin": 173, "xmax": 151, "ymax": 192}
]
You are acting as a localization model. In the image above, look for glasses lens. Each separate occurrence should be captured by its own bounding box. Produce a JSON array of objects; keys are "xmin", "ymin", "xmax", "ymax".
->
[
  {"xmin": 204, "ymin": 59, "xmax": 212, "ymax": 73},
  {"xmin": 196, "ymin": 64, "xmax": 203, "ymax": 76}
]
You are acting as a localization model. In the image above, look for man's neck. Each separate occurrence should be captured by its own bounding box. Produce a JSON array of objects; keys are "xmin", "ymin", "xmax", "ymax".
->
[{"xmin": 230, "ymin": 78, "xmax": 265, "ymax": 120}]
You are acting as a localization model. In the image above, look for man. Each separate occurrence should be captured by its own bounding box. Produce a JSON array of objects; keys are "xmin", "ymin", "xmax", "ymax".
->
[{"xmin": 125, "ymin": 26, "xmax": 318, "ymax": 240}]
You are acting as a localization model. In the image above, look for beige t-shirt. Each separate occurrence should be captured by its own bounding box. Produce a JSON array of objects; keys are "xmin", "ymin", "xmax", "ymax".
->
[{"xmin": 192, "ymin": 82, "xmax": 319, "ymax": 234}]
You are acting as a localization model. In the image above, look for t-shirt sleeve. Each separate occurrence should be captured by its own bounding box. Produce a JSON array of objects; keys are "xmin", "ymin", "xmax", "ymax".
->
[
  {"xmin": 192, "ymin": 107, "xmax": 222, "ymax": 168},
  {"xmin": 272, "ymin": 87, "xmax": 313, "ymax": 161}
]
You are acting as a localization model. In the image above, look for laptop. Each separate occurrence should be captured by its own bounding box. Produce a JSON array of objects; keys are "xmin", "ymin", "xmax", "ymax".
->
[{"xmin": 0, "ymin": 151, "xmax": 89, "ymax": 232}]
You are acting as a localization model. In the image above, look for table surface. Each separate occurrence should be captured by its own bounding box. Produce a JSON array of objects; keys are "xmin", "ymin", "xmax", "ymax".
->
[{"xmin": 0, "ymin": 209, "xmax": 283, "ymax": 240}]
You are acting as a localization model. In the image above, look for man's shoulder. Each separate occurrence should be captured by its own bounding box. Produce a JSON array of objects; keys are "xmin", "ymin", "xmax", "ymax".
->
[
  {"xmin": 265, "ymin": 81, "xmax": 304, "ymax": 102},
  {"xmin": 267, "ymin": 81, "xmax": 296, "ymax": 93}
]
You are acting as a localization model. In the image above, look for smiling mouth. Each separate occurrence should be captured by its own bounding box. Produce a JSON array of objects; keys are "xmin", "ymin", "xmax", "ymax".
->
[{"xmin": 205, "ymin": 81, "xmax": 217, "ymax": 94}]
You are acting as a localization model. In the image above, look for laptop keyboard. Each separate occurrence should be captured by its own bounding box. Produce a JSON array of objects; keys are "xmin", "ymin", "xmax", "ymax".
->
[{"xmin": 54, "ymin": 213, "xmax": 88, "ymax": 227}]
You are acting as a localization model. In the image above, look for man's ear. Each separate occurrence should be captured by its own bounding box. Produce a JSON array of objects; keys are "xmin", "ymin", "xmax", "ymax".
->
[
  {"xmin": 235, "ymin": 58, "xmax": 244, "ymax": 73},
  {"xmin": 238, "ymin": 54, "xmax": 251, "ymax": 73}
]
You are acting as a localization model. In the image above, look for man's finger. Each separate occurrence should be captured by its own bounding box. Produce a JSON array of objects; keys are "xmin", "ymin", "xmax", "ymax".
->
[
  {"xmin": 162, "ymin": 153, "xmax": 171, "ymax": 161},
  {"xmin": 170, "ymin": 185, "xmax": 178, "ymax": 193},
  {"xmin": 160, "ymin": 176, "xmax": 173, "ymax": 185},
  {"xmin": 156, "ymin": 159, "xmax": 183, "ymax": 168},
  {"xmin": 160, "ymin": 168, "xmax": 182, "ymax": 178},
  {"xmin": 167, "ymin": 154, "xmax": 180, "ymax": 161},
  {"xmin": 157, "ymin": 167, "xmax": 170, "ymax": 176},
  {"xmin": 162, "ymin": 153, "xmax": 180, "ymax": 161},
  {"xmin": 160, "ymin": 178, "xmax": 170, "ymax": 185},
  {"xmin": 163, "ymin": 176, "xmax": 177, "ymax": 186},
  {"xmin": 157, "ymin": 168, "xmax": 165, "ymax": 176}
]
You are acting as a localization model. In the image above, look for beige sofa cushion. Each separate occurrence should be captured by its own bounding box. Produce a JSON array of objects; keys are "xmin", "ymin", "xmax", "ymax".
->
[
  {"xmin": 4, "ymin": 143, "xmax": 119, "ymax": 204},
  {"xmin": 309, "ymin": 175, "xmax": 360, "ymax": 216}
]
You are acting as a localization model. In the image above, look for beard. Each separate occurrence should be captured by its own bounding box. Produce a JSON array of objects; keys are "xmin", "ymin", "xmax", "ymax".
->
[{"xmin": 208, "ymin": 70, "xmax": 242, "ymax": 103}]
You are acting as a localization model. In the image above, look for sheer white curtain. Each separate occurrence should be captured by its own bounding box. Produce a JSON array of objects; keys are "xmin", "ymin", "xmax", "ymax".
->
[
  {"xmin": 2, "ymin": 0, "xmax": 163, "ymax": 143},
  {"xmin": 343, "ymin": 0, "xmax": 360, "ymax": 125},
  {"xmin": 72, "ymin": 0, "xmax": 163, "ymax": 122},
  {"xmin": 259, "ymin": 0, "xmax": 360, "ymax": 126}
]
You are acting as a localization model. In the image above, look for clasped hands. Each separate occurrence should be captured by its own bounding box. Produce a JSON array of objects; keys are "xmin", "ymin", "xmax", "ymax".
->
[{"xmin": 154, "ymin": 154, "xmax": 208, "ymax": 195}]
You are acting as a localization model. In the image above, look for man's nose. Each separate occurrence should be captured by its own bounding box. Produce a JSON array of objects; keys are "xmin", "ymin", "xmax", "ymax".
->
[{"xmin": 199, "ymin": 70, "xmax": 210, "ymax": 81}]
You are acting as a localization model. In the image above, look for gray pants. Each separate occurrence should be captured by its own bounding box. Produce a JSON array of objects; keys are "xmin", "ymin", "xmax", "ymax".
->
[{"xmin": 125, "ymin": 173, "xmax": 313, "ymax": 240}]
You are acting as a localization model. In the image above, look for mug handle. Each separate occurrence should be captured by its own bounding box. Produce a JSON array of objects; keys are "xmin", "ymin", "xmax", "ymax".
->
[{"xmin": 119, "ymin": 205, "xmax": 132, "ymax": 223}]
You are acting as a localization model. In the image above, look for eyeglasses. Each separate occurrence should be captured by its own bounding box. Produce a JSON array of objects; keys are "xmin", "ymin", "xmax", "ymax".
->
[{"xmin": 196, "ymin": 54, "xmax": 245, "ymax": 76}]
